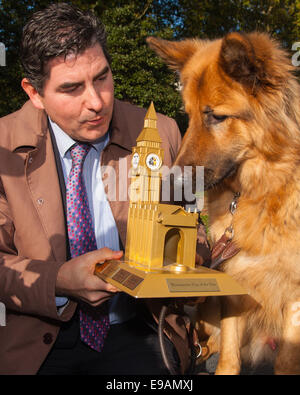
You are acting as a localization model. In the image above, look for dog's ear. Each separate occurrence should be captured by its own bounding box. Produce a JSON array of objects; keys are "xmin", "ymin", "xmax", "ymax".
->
[
  {"xmin": 219, "ymin": 32, "xmax": 264, "ymax": 89},
  {"xmin": 219, "ymin": 32, "xmax": 288, "ymax": 92},
  {"xmin": 147, "ymin": 37, "xmax": 197, "ymax": 71}
]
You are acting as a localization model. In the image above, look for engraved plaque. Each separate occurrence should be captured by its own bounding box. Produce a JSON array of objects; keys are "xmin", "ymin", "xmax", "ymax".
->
[
  {"xmin": 166, "ymin": 278, "xmax": 220, "ymax": 293},
  {"xmin": 112, "ymin": 269, "xmax": 131, "ymax": 284},
  {"xmin": 123, "ymin": 274, "xmax": 144, "ymax": 290},
  {"xmin": 95, "ymin": 259, "xmax": 246, "ymax": 298},
  {"xmin": 101, "ymin": 262, "xmax": 119, "ymax": 277}
]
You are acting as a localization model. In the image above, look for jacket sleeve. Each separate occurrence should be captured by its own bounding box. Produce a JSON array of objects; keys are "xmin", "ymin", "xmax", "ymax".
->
[
  {"xmin": 0, "ymin": 180, "xmax": 76, "ymax": 321},
  {"xmin": 168, "ymin": 118, "xmax": 182, "ymax": 163}
]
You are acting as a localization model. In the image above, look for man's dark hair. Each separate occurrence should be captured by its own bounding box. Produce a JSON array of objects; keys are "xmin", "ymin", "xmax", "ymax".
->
[{"xmin": 20, "ymin": 3, "xmax": 111, "ymax": 94}]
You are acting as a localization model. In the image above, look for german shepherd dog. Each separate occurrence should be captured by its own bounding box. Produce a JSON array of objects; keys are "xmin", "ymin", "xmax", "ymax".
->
[{"xmin": 147, "ymin": 32, "xmax": 300, "ymax": 374}]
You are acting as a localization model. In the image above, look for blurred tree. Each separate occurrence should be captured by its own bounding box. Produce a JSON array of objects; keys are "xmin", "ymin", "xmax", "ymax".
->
[
  {"xmin": 173, "ymin": 0, "xmax": 300, "ymax": 47},
  {"xmin": 1, "ymin": 0, "xmax": 300, "ymax": 126},
  {"xmin": 99, "ymin": 2, "xmax": 182, "ymax": 119}
]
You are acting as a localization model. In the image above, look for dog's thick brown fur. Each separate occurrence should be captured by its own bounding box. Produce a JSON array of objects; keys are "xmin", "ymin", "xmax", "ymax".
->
[{"xmin": 147, "ymin": 32, "xmax": 300, "ymax": 374}]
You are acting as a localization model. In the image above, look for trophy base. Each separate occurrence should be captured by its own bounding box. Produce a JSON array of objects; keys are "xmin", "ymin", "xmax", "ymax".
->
[{"xmin": 94, "ymin": 259, "xmax": 247, "ymax": 298}]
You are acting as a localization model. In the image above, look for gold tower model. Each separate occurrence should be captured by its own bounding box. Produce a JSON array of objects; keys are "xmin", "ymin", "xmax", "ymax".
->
[
  {"xmin": 125, "ymin": 102, "xmax": 198, "ymax": 270},
  {"xmin": 129, "ymin": 102, "xmax": 163, "ymax": 204},
  {"xmin": 95, "ymin": 103, "xmax": 246, "ymax": 298}
]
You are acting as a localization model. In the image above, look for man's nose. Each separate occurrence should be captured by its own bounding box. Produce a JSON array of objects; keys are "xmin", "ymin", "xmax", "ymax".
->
[{"xmin": 84, "ymin": 86, "xmax": 103, "ymax": 113}]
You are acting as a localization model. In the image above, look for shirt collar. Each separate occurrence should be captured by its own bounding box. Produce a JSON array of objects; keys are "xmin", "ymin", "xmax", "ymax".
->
[{"xmin": 48, "ymin": 117, "xmax": 109, "ymax": 158}]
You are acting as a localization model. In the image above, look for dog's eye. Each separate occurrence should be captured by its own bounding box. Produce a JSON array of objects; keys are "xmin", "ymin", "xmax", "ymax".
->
[
  {"xmin": 203, "ymin": 106, "xmax": 228, "ymax": 125},
  {"xmin": 212, "ymin": 114, "xmax": 228, "ymax": 122},
  {"xmin": 203, "ymin": 109, "xmax": 228, "ymax": 125}
]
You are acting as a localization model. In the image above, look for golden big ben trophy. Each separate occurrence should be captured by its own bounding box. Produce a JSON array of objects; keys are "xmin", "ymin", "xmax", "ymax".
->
[{"xmin": 95, "ymin": 103, "xmax": 245, "ymax": 298}]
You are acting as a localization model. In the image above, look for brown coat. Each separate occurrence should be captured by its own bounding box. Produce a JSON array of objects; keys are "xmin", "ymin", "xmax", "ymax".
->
[{"xmin": 0, "ymin": 99, "xmax": 194, "ymax": 374}]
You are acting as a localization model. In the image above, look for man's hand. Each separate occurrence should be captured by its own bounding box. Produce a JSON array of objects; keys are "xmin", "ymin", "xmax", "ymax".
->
[{"xmin": 56, "ymin": 248, "xmax": 123, "ymax": 306}]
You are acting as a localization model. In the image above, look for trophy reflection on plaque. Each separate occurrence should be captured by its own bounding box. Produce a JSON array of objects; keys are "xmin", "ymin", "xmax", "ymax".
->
[{"xmin": 95, "ymin": 103, "xmax": 246, "ymax": 298}]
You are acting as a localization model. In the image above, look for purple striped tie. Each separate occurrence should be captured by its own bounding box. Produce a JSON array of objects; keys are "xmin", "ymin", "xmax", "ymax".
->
[{"xmin": 66, "ymin": 143, "xmax": 109, "ymax": 352}]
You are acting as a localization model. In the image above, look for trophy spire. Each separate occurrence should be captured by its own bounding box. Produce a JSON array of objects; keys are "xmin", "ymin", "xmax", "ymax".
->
[
  {"xmin": 144, "ymin": 101, "xmax": 157, "ymax": 129},
  {"xmin": 137, "ymin": 101, "xmax": 161, "ymax": 144}
]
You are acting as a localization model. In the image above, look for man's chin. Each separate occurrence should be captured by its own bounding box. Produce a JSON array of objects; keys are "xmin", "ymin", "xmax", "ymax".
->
[{"xmin": 79, "ymin": 125, "xmax": 109, "ymax": 143}]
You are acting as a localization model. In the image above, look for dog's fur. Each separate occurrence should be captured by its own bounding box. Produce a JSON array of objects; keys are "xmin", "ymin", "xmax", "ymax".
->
[{"xmin": 147, "ymin": 32, "xmax": 300, "ymax": 374}]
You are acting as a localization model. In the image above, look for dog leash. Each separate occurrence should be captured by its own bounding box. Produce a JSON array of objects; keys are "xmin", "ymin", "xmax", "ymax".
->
[{"xmin": 210, "ymin": 192, "xmax": 241, "ymax": 270}]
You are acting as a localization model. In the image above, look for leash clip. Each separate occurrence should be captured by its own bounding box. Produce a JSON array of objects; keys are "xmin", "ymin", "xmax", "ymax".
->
[
  {"xmin": 225, "ymin": 225, "xmax": 234, "ymax": 239},
  {"xmin": 230, "ymin": 192, "xmax": 240, "ymax": 215}
]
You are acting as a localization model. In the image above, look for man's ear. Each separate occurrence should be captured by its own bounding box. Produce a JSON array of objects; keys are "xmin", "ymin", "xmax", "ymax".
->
[
  {"xmin": 21, "ymin": 78, "xmax": 45, "ymax": 110},
  {"xmin": 147, "ymin": 37, "xmax": 197, "ymax": 71}
]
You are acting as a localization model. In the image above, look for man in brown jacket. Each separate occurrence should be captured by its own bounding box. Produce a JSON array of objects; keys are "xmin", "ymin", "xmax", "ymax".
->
[{"xmin": 0, "ymin": 3, "xmax": 208, "ymax": 375}]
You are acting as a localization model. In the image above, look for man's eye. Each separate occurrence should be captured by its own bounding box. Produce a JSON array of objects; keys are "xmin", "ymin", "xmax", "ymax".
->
[
  {"xmin": 61, "ymin": 85, "xmax": 80, "ymax": 93},
  {"xmin": 65, "ymin": 87, "xmax": 78, "ymax": 93},
  {"xmin": 96, "ymin": 74, "xmax": 107, "ymax": 82}
]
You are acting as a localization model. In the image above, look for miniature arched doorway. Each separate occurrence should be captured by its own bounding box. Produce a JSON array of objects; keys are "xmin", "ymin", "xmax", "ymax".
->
[{"xmin": 163, "ymin": 228, "xmax": 183, "ymax": 266}]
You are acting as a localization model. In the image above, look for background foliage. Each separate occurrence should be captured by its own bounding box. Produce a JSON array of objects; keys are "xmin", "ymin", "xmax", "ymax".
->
[{"xmin": 1, "ymin": 0, "xmax": 300, "ymax": 132}]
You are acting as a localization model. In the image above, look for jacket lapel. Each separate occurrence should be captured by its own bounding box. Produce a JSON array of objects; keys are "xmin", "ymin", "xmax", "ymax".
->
[{"xmin": 13, "ymin": 101, "xmax": 67, "ymax": 262}]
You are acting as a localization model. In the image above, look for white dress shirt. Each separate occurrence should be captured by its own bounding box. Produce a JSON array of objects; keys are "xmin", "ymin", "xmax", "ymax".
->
[{"xmin": 50, "ymin": 118, "xmax": 136, "ymax": 324}]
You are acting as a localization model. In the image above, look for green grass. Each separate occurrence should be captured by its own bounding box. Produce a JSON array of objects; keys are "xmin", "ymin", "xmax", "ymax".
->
[{"xmin": 200, "ymin": 213, "xmax": 209, "ymax": 235}]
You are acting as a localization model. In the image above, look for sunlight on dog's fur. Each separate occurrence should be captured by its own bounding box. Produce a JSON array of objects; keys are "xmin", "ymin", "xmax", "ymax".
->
[{"xmin": 148, "ymin": 32, "xmax": 300, "ymax": 375}]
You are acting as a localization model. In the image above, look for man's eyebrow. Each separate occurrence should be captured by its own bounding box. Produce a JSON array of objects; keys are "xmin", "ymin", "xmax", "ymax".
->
[
  {"xmin": 57, "ymin": 81, "xmax": 82, "ymax": 90},
  {"xmin": 56, "ymin": 66, "xmax": 110, "ymax": 91},
  {"xmin": 93, "ymin": 65, "xmax": 109, "ymax": 81}
]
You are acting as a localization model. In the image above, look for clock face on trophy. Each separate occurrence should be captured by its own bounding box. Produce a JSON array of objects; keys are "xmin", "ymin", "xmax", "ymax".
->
[{"xmin": 146, "ymin": 153, "xmax": 161, "ymax": 171}]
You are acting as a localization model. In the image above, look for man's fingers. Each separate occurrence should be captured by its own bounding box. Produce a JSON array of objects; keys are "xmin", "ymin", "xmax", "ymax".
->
[
  {"xmin": 89, "ymin": 296, "xmax": 112, "ymax": 307},
  {"xmin": 89, "ymin": 248, "xmax": 123, "ymax": 264},
  {"xmin": 82, "ymin": 290, "xmax": 118, "ymax": 306},
  {"xmin": 102, "ymin": 279, "xmax": 119, "ymax": 293},
  {"xmin": 111, "ymin": 250, "xmax": 123, "ymax": 259},
  {"xmin": 87, "ymin": 271, "xmax": 119, "ymax": 293}
]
